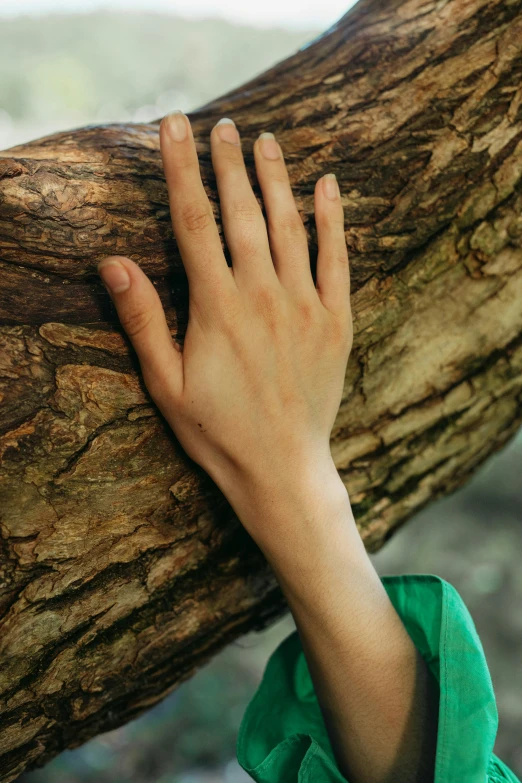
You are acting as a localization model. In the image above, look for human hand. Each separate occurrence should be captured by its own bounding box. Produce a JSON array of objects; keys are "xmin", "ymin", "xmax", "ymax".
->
[{"xmin": 97, "ymin": 112, "xmax": 352, "ymax": 548}]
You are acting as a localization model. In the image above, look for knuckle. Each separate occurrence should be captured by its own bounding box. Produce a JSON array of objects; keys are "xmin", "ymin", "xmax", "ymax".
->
[
  {"xmin": 295, "ymin": 297, "xmax": 317, "ymax": 329},
  {"xmin": 292, "ymin": 295, "xmax": 321, "ymax": 342},
  {"xmin": 331, "ymin": 214, "xmax": 347, "ymax": 230},
  {"xmin": 175, "ymin": 157, "xmax": 198, "ymax": 173},
  {"xmin": 333, "ymin": 248, "xmax": 349, "ymax": 266},
  {"xmin": 253, "ymin": 284, "xmax": 281, "ymax": 326},
  {"xmin": 220, "ymin": 145, "xmax": 245, "ymax": 167},
  {"xmin": 179, "ymin": 202, "xmax": 213, "ymax": 235},
  {"xmin": 274, "ymin": 212, "xmax": 305, "ymax": 238},
  {"xmin": 121, "ymin": 308, "xmax": 154, "ymax": 339},
  {"xmin": 232, "ymin": 200, "xmax": 260, "ymax": 225},
  {"xmin": 318, "ymin": 207, "xmax": 345, "ymax": 227},
  {"xmin": 194, "ymin": 281, "xmax": 242, "ymax": 333},
  {"xmin": 270, "ymin": 171, "xmax": 290, "ymax": 185}
]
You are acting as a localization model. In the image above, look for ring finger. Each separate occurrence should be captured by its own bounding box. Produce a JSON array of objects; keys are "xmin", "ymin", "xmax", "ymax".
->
[{"xmin": 253, "ymin": 132, "xmax": 311, "ymax": 295}]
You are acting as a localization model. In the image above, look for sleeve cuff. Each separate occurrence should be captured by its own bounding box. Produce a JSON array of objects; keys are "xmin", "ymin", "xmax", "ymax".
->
[{"xmin": 237, "ymin": 573, "xmax": 519, "ymax": 783}]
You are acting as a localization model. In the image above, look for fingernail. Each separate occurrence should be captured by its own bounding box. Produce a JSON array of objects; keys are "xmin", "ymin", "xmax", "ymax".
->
[
  {"xmin": 216, "ymin": 117, "xmax": 239, "ymax": 145},
  {"xmin": 98, "ymin": 259, "xmax": 131, "ymax": 293},
  {"xmin": 323, "ymin": 173, "xmax": 340, "ymax": 200},
  {"xmin": 258, "ymin": 132, "xmax": 280, "ymax": 160},
  {"xmin": 165, "ymin": 110, "xmax": 188, "ymax": 142}
]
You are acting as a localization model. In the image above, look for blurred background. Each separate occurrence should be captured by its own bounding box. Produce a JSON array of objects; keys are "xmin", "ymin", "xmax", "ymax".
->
[{"xmin": 1, "ymin": 0, "xmax": 521, "ymax": 780}]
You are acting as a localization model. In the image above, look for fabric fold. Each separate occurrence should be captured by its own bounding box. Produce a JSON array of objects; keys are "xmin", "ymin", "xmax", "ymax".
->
[{"xmin": 237, "ymin": 573, "xmax": 520, "ymax": 783}]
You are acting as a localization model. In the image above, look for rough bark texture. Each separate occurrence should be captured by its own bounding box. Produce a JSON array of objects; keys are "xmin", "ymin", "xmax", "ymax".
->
[{"xmin": 1, "ymin": 0, "xmax": 522, "ymax": 778}]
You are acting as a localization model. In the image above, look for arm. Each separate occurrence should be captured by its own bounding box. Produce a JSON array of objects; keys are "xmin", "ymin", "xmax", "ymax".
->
[
  {"xmin": 232, "ymin": 461, "xmax": 439, "ymax": 783},
  {"xmin": 97, "ymin": 110, "xmax": 438, "ymax": 783}
]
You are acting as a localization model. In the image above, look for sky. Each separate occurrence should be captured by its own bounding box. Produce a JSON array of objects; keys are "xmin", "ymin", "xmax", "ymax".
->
[{"xmin": 0, "ymin": 0, "xmax": 358, "ymax": 30}]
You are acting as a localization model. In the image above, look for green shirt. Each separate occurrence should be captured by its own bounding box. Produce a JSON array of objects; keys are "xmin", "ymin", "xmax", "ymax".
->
[{"xmin": 237, "ymin": 573, "xmax": 520, "ymax": 783}]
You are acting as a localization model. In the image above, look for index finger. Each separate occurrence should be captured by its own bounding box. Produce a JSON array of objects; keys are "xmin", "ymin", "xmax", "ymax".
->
[{"xmin": 160, "ymin": 111, "xmax": 234, "ymax": 301}]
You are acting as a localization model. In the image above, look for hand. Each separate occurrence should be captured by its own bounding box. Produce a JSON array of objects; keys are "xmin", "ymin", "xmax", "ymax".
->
[{"xmin": 97, "ymin": 112, "xmax": 352, "ymax": 548}]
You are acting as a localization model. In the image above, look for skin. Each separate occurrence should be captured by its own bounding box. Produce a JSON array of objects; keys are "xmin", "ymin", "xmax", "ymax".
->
[{"xmin": 97, "ymin": 112, "xmax": 439, "ymax": 783}]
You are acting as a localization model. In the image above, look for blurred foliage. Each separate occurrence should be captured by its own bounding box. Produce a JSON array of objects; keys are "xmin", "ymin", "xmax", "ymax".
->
[
  {"xmin": 0, "ymin": 11, "xmax": 321, "ymax": 147},
  {"xmin": 3, "ymin": 9, "xmax": 521, "ymax": 783}
]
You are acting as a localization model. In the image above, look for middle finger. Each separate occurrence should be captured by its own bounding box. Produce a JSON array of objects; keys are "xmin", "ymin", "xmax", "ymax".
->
[{"xmin": 210, "ymin": 118, "xmax": 276, "ymax": 288}]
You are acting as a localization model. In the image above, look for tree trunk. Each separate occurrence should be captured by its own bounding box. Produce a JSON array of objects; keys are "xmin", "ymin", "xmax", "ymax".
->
[{"xmin": 1, "ymin": 0, "xmax": 522, "ymax": 778}]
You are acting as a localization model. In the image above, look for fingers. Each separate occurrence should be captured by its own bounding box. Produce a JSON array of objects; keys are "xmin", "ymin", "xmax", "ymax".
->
[
  {"xmin": 210, "ymin": 118, "xmax": 275, "ymax": 288},
  {"xmin": 253, "ymin": 132, "xmax": 312, "ymax": 295},
  {"xmin": 159, "ymin": 112, "xmax": 235, "ymax": 306},
  {"xmin": 314, "ymin": 174, "xmax": 351, "ymax": 319},
  {"xmin": 97, "ymin": 255, "xmax": 183, "ymax": 403}
]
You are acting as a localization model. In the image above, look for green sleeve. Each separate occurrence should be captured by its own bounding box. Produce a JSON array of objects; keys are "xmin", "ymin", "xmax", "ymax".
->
[{"xmin": 236, "ymin": 573, "xmax": 521, "ymax": 783}]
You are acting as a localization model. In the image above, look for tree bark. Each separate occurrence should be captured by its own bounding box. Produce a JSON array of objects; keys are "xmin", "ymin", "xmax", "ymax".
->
[{"xmin": 1, "ymin": 0, "xmax": 522, "ymax": 778}]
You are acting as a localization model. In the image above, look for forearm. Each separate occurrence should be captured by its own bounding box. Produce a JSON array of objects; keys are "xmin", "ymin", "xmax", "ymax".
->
[{"xmin": 234, "ymin": 465, "xmax": 439, "ymax": 783}]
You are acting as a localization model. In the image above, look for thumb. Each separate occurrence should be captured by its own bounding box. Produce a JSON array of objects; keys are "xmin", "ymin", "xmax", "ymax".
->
[{"xmin": 97, "ymin": 255, "xmax": 183, "ymax": 402}]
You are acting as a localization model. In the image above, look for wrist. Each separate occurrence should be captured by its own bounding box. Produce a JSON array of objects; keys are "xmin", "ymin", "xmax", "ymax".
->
[
  {"xmin": 265, "ymin": 492, "xmax": 373, "ymax": 606},
  {"xmin": 221, "ymin": 456, "xmax": 363, "ymax": 576}
]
